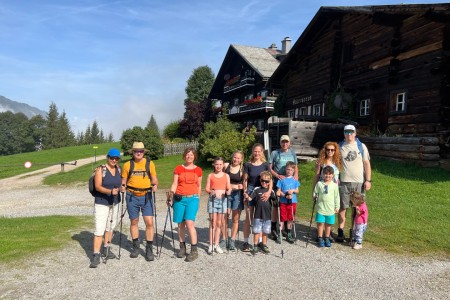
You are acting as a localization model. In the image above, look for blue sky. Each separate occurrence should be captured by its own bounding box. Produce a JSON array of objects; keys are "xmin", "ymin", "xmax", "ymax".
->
[{"xmin": 0, "ymin": 0, "xmax": 447, "ymax": 139}]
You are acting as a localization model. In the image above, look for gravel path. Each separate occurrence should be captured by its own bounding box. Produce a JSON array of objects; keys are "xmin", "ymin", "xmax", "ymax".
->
[{"xmin": 0, "ymin": 159, "xmax": 449, "ymax": 299}]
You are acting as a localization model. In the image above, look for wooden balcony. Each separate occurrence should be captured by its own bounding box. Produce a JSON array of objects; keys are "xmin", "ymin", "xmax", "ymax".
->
[{"xmin": 223, "ymin": 76, "xmax": 255, "ymax": 94}]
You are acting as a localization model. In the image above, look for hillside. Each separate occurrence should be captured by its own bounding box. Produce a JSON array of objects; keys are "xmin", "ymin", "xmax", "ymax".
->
[{"xmin": 0, "ymin": 95, "xmax": 46, "ymax": 118}]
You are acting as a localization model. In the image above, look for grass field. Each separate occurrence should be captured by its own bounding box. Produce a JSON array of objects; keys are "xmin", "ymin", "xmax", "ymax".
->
[{"xmin": 2, "ymin": 144, "xmax": 450, "ymax": 261}]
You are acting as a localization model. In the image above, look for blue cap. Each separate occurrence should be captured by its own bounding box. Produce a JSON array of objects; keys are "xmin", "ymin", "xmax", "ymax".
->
[{"xmin": 107, "ymin": 148, "xmax": 121, "ymax": 158}]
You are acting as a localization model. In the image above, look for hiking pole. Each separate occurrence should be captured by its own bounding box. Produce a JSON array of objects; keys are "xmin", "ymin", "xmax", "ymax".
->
[
  {"xmin": 168, "ymin": 202, "xmax": 176, "ymax": 257},
  {"xmin": 306, "ymin": 196, "xmax": 317, "ymax": 248},
  {"xmin": 277, "ymin": 196, "xmax": 284, "ymax": 258},
  {"xmin": 152, "ymin": 187, "xmax": 159, "ymax": 255},
  {"xmin": 103, "ymin": 204, "xmax": 114, "ymax": 264},
  {"xmin": 291, "ymin": 199, "xmax": 297, "ymax": 245},
  {"xmin": 118, "ymin": 191, "xmax": 127, "ymax": 260},
  {"xmin": 159, "ymin": 205, "xmax": 170, "ymax": 258}
]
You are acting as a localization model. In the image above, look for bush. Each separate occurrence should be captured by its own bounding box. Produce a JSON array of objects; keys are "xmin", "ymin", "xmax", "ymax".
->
[{"xmin": 198, "ymin": 117, "xmax": 256, "ymax": 162}]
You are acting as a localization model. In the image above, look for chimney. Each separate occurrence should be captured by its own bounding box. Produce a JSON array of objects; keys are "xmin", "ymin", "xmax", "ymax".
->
[
  {"xmin": 268, "ymin": 43, "xmax": 277, "ymax": 50},
  {"xmin": 281, "ymin": 37, "xmax": 292, "ymax": 54}
]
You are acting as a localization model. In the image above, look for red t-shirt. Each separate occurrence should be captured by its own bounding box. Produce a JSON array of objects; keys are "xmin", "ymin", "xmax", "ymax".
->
[{"xmin": 174, "ymin": 165, "xmax": 202, "ymax": 195}]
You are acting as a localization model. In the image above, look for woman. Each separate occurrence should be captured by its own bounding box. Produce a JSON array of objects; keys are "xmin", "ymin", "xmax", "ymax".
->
[
  {"xmin": 168, "ymin": 147, "xmax": 202, "ymax": 262},
  {"xmin": 242, "ymin": 143, "xmax": 271, "ymax": 252},
  {"xmin": 312, "ymin": 141, "xmax": 342, "ymax": 188},
  {"xmin": 223, "ymin": 151, "xmax": 245, "ymax": 251},
  {"xmin": 90, "ymin": 148, "xmax": 122, "ymax": 268}
]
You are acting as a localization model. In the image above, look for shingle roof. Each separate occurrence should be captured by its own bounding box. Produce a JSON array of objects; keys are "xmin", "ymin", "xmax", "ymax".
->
[{"xmin": 231, "ymin": 44, "xmax": 280, "ymax": 79}]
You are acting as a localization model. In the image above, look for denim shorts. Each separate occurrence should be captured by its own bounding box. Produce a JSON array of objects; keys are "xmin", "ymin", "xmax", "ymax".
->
[
  {"xmin": 207, "ymin": 195, "xmax": 227, "ymax": 214},
  {"xmin": 247, "ymin": 185, "xmax": 255, "ymax": 207},
  {"xmin": 173, "ymin": 195, "xmax": 199, "ymax": 223},
  {"xmin": 315, "ymin": 212, "xmax": 335, "ymax": 225},
  {"xmin": 253, "ymin": 219, "xmax": 271, "ymax": 234},
  {"xmin": 126, "ymin": 192, "xmax": 153, "ymax": 220},
  {"xmin": 227, "ymin": 190, "xmax": 244, "ymax": 210}
]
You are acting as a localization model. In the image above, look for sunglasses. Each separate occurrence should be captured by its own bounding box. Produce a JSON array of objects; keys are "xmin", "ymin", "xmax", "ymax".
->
[
  {"xmin": 109, "ymin": 156, "xmax": 120, "ymax": 161},
  {"xmin": 260, "ymin": 179, "xmax": 270, "ymax": 184},
  {"xmin": 324, "ymin": 185, "xmax": 328, "ymax": 194},
  {"xmin": 134, "ymin": 150, "xmax": 145, "ymax": 154},
  {"xmin": 326, "ymin": 148, "xmax": 335, "ymax": 152},
  {"xmin": 344, "ymin": 131, "xmax": 355, "ymax": 135}
]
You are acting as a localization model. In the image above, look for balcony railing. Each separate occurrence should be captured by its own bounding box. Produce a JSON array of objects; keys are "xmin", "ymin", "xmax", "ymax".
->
[
  {"xmin": 227, "ymin": 98, "xmax": 275, "ymax": 115},
  {"xmin": 224, "ymin": 76, "xmax": 255, "ymax": 94}
]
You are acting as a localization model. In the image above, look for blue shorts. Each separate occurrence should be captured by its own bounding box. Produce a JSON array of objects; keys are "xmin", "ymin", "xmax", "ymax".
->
[
  {"xmin": 253, "ymin": 219, "xmax": 271, "ymax": 234},
  {"xmin": 227, "ymin": 190, "xmax": 244, "ymax": 210},
  {"xmin": 315, "ymin": 212, "xmax": 335, "ymax": 225},
  {"xmin": 173, "ymin": 195, "xmax": 199, "ymax": 223},
  {"xmin": 126, "ymin": 192, "xmax": 153, "ymax": 220},
  {"xmin": 247, "ymin": 185, "xmax": 255, "ymax": 207},
  {"xmin": 207, "ymin": 195, "xmax": 227, "ymax": 214}
]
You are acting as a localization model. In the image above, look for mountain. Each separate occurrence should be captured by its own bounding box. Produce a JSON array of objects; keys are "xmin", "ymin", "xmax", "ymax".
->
[{"xmin": 0, "ymin": 95, "xmax": 46, "ymax": 118}]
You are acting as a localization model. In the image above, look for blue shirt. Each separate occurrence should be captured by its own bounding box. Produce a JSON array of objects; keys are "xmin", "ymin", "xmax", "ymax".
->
[{"xmin": 276, "ymin": 176, "xmax": 300, "ymax": 204}]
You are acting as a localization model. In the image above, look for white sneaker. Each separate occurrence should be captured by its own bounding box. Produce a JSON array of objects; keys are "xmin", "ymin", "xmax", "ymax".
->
[
  {"xmin": 214, "ymin": 245, "xmax": 224, "ymax": 254},
  {"xmin": 208, "ymin": 245, "xmax": 214, "ymax": 254},
  {"xmin": 353, "ymin": 243, "xmax": 362, "ymax": 250}
]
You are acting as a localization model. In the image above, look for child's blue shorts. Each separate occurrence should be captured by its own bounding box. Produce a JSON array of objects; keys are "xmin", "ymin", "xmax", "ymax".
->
[{"xmin": 315, "ymin": 212, "xmax": 335, "ymax": 225}]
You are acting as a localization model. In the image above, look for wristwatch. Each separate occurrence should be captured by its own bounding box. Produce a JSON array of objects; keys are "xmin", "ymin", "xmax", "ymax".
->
[{"xmin": 366, "ymin": 180, "xmax": 372, "ymax": 182}]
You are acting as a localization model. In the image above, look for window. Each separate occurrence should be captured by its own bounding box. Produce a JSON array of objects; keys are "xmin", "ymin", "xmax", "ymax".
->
[
  {"xmin": 391, "ymin": 92, "xmax": 406, "ymax": 112},
  {"xmin": 313, "ymin": 104, "xmax": 321, "ymax": 116},
  {"xmin": 257, "ymin": 119, "xmax": 264, "ymax": 130},
  {"xmin": 233, "ymin": 98, "xmax": 239, "ymax": 106},
  {"xmin": 288, "ymin": 110, "xmax": 295, "ymax": 118},
  {"xmin": 259, "ymin": 90, "xmax": 268, "ymax": 99},
  {"xmin": 299, "ymin": 107, "xmax": 307, "ymax": 116},
  {"xmin": 360, "ymin": 99, "xmax": 370, "ymax": 116}
]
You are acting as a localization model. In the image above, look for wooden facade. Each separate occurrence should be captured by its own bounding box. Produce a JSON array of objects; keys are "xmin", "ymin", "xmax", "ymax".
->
[{"xmin": 269, "ymin": 4, "xmax": 450, "ymax": 159}]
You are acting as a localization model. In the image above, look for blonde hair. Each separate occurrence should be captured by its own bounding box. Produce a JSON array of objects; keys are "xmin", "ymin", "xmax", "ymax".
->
[
  {"xmin": 259, "ymin": 170, "xmax": 272, "ymax": 180},
  {"xmin": 318, "ymin": 141, "xmax": 342, "ymax": 170},
  {"xmin": 249, "ymin": 143, "xmax": 266, "ymax": 162},
  {"xmin": 350, "ymin": 191, "xmax": 365, "ymax": 206}
]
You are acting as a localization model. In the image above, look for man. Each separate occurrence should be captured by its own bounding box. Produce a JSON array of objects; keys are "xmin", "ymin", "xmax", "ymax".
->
[
  {"xmin": 121, "ymin": 142, "xmax": 159, "ymax": 261},
  {"xmin": 337, "ymin": 125, "xmax": 372, "ymax": 243},
  {"xmin": 269, "ymin": 135, "xmax": 298, "ymax": 242}
]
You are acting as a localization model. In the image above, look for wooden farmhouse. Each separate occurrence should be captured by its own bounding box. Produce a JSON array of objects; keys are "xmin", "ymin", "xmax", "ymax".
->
[
  {"xmin": 268, "ymin": 4, "xmax": 450, "ymax": 161},
  {"xmin": 208, "ymin": 39, "xmax": 291, "ymax": 131}
]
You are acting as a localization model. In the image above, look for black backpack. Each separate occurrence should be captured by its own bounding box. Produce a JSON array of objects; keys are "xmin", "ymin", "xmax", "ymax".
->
[
  {"xmin": 128, "ymin": 158, "xmax": 151, "ymax": 179},
  {"xmin": 88, "ymin": 165, "xmax": 121, "ymax": 196}
]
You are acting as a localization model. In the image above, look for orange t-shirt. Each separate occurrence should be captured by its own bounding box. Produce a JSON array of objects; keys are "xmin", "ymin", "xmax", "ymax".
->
[{"xmin": 174, "ymin": 165, "xmax": 202, "ymax": 195}]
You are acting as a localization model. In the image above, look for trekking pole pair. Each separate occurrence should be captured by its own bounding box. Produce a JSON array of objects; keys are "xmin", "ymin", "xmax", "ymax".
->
[
  {"xmin": 306, "ymin": 195, "xmax": 317, "ymax": 248},
  {"xmin": 158, "ymin": 192, "xmax": 176, "ymax": 258}
]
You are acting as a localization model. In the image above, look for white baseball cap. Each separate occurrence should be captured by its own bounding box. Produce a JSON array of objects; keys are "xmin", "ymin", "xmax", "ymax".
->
[{"xmin": 344, "ymin": 125, "xmax": 356, "ymax": 131}]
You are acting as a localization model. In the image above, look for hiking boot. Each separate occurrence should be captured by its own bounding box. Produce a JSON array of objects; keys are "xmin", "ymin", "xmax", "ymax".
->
[
  {"xmin": 89, "ymin": 253, "xmax": 101, "ymax": 268},
  {"xmin": 276, "ymin": 235, "xmax": 282, "ymax": 244},
  {"xmin": 215, "ymin": 245, "xmax": 224, "ymax": 254},
  {"xmin": 130, "ymin": 240, "xmax": 140, "ymax": 258},
  {"xmin": 102, "ymin": 246, "xmax": 116, "ymax": 259},
  {"xmin": 282, "ymin": 229, "xmax": 288, "ymax": 238},
  {"xmin": 286, "ymin": 232, "xmax": 295, "ymax": 244},
  {"xmin": 353, "ymin": 243, "xmax": 362, "ymax": 250},
  {"xmin": 324, "ymin": 238, "xmax": 332, "ymax": 247},
  {"xmin": 185, "ymin": 245, "xmax": 198, "ymax": 262},
  {"xmin": 318, "ymin": 237, "xmax": 325, "ymax": 248},
  {"xmin": 250, "ymin": 244, "xmax": 259, "ymax": 255},
  {"xmin": 336, "ymin": 228, "xmax": 345, "ymax": 243},
  {"xmin": 145, "ymin": 243, "xmax": 154, "ymax": 261},
  {"xmin": 177, "ymin": 242, "xmax": 186, "ymax": 258},
  {"xmin": 228, "ymin": 239, "xmax": 236, "ymax": 251},
  {"xmin": 269, "ymin": 230, "xmax": 279, "ymax": 241},
  {"xmin": 219, "ymin": 239, "xmax": 227, "ymax": 249},
  {"xmin": 241, "ymin": 242, "xmax": 251, "ymax": 252},
  {"xmin": 259, "ymin": 243, "xmax": 270, "ymax": 254}
]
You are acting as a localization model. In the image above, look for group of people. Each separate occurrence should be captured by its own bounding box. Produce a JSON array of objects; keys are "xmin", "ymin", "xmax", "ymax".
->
[{"xmin": 89, "ymin": 124, "xmax": 371, "ymax": 267}]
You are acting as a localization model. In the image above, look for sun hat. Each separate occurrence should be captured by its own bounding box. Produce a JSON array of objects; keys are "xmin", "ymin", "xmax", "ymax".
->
[
  {"xmin": 344, "ymin": 125, "xmax": 356, "ymax": 132},
  {"xmin": 107, "ymin": 148, "xmax": 121, "ymax": 158},
  {"xmin": 280, "ymin": 135, "xmax": 290, "ymax": 142},
  {"xmin": 129, "ymin": 142, "xmax": 149, "ymax": 153}
]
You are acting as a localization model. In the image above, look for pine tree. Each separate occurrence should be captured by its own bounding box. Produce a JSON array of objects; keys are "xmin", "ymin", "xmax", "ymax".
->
[{"xmin": 145, "ymin": 115, "xmax": 160, "ymax": 137}]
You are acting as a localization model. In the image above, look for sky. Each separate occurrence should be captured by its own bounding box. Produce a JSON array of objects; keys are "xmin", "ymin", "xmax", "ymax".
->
[{"xmin": 0, "ymin": 0, "xmax": 447, "ymax": 139}]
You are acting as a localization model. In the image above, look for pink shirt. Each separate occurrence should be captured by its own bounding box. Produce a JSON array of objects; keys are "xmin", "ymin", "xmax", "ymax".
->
[{"xmin": 354, "ymin": 202, "xmax": 368, "ymax": 224}]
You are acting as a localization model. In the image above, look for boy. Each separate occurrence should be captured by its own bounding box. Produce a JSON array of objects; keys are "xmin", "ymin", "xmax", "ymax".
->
[
  {"xmin": 313, "ymin": 166, "xmax": 340, "ymax": 247},
  {"xmin": 276, "ymin": 161, "xmax": 300, "ymax": 243},
  {"xmin": 250, "ymin": 171, "xmax": 276, "ymax": 255}
]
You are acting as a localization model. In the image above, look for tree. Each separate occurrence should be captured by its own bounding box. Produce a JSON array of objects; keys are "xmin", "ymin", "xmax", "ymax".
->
[
  {"xmin": 163, "ymin": 120, "xmax": 182, "ymax": 140},
  {"xmin": 120, "ymin": 126, "xmax": 164, "ymax": 160},
  {"xmin": 84, "ymin": 125, "xmax": 91, "ymax": 144},
  {"xmin": 0, "ymin": 112, "xmax": 35, "ymax": 154},
  {"xmin": 28, "ymin": 114, "xmax": 46, "ymax": 150},
  {"xmin": 184, "ymin": 65, "xmax": 215, "ymax": 106},
  {"xmin": 179, "ymin": 101, "xmax": 206, "ymax": 140},
  {"xmin": 145, "ymin": 115, "xmax": 160, "ymax": 137},
  {"xmin": 42, "ymin": 102, "xmax": 60, "ymax": 149},
  {"xmin": 57, "ymin": 111, "xmax": 75, "ymax": 147},
  {"xmin": 107, "ymin": 132, "xmax": 114, "ymax": 142},
  {"xmin": 198, "ymin": 117, "xmax": 256, "ymax": 162},
  {"xmin": 90, "ymin": 121, "xmax": 101, "ymax": 144}
]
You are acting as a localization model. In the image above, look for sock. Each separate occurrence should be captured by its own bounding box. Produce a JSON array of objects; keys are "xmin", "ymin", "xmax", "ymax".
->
[
  {"xmin": 258, "ymin": 237, "xmax": 262, "ymax": 243},
  {"xmin": 132, "ymin": 238, "xmax": 139, "ymax": 242},
  {"xmin": 244, "ymin": 238, "xmax": 249, "ymax": 243},
  {"xmin": 146, "ymin": 240, "xmax": 153, "ymax": 245}
]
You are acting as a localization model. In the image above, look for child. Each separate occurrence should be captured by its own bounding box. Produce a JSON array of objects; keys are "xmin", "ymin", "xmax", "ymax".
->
[
  {"xmin": 350, "ymin": 191, "xmax": 368, "ymax": 250},
  {"xmin": 205, "ymin": 157, "xmax": 231, "ymax": 254},
  {"xmin": 250, "ymin": 171, "xmax": 276, "ymax": 255},
  {"xmin": 313, "ymin": 166, "xmax": 340, "ymax": 247},
  {"xmin": 276, "ymin": 161, "xmax": 300, "ymax": 244}
]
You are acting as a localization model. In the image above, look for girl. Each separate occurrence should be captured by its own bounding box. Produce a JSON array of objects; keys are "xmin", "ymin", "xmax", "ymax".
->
[
  {"xmin": 350, "ymin": 191, "xmax": 368, "ymax": 250},
  {"xmin": 242, "ymin": 143, "xmax": 272, "ymax": 252},
  {"xmin": 223, "ymin": 151, "xmax": 245, "ymax": 251},
  {"xmin": 205, "ymin": 157, "xmax": 231, "ymax": 254}
]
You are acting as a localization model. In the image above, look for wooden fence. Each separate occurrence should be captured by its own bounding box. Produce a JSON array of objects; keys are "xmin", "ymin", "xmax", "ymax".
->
[{"xmin": 163, "ymin": 142, "xmax": 199, "ymax": 157}]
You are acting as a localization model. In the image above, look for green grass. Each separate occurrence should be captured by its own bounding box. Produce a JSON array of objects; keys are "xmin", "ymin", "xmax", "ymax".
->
[
  {"xmin": 297, "ymin": 158, "xmax": 450, "ymax": 258},
  {"xmin": 0, "ymin": 215, "xmax": 91, "ymax": 265},
  {"xmin": 0, "ymin": 143, "xmax": 120, "ymax": 180}
]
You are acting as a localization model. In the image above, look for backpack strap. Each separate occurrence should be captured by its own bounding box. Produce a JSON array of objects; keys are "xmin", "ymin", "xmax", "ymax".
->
[
  {"xmin": 340, "ymin": 138, "xmax": 364, "ymax": 158},
  {"xmin": 128, "ymin": 159, "xmax": 151, "ymax": 180}
]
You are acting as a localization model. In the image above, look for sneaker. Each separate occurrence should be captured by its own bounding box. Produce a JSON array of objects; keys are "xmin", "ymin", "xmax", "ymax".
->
[
  {"xmin": 241, "ymin": 242, "xmax": 251, "ymax": 252},
  {"xmin": 336, "ymin": 228, "xmax": 345, "ymax": 243},
  {"xmin": 228, "ymin": 239, "xmax": 236, "ymax": 251},
  {"xmin": 324, "ymin": 238, "xmax": 331, "ymax": 247},
  {"xmin": 286, "ymin": 232, "xmax": 295, "ymax": 244},
  {"xmin": 219, "ymin": 239, "xmax": 227, "ymax": 249},
  {"xmin": 318, "ymin": 237, "xmax": 325, "ymax": 248},
  {"xmin": 259, "ymin": 243, "xmax": 270, "ymax": 254},
  {"xmin": 207, "ymin": 245, "xmax": 214, "ymax": 255},
  {"xmin": 89, "ymin": 253, "xmax": 101, "ymax": 268},
  {"xmin": 250, "ymin": 244, "xmax": 259, "ymax": 255},
  {"xmin": 215, "ymin": 245, "xmax": 224, "ymax": 254},
  {"xmin": 102, "ymin": 246, "xmax": 116, "ymax": 259},
  {"xmin": 353, "ymin": 243, "xmax": 362, "ymax": 250}
]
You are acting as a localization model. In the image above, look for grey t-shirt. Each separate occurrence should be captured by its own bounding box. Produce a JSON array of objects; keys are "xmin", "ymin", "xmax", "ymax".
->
[{"xmin": 340, "ymin": 141, "xmax": 370, "ymax": 183}]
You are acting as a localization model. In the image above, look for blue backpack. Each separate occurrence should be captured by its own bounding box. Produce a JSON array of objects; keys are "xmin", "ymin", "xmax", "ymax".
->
[{"xmin": 339, "ymin": 138, "xmax": 364, "ymax": 158}]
